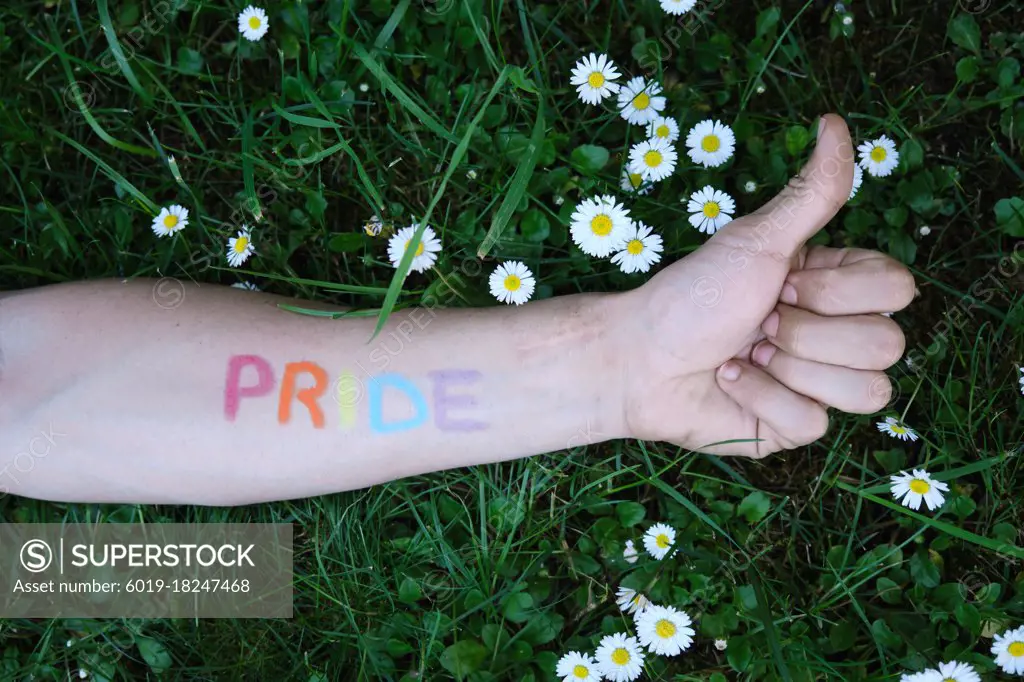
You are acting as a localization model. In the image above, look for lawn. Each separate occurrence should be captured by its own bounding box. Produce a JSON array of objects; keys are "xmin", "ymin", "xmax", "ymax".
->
[{"xmin": 1, "ymin": 0, "xmax": 1023, "ymax": 680}]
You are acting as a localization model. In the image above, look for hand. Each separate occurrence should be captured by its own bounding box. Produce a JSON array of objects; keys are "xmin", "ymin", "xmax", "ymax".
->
[{"xmin": 614, "ymin": 114, "xmax": 916, "ymax": 457}]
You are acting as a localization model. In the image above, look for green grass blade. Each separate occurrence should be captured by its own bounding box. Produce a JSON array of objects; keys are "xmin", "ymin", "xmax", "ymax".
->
[
  {"xmin": 241, "ymin": 111, "xmax": 262, "ymax": 222},
  {"xmin": 51, "ymin": 130, "xmax": 158, "ymax": 214},
  {"xmin": 95, "ymin": 0, "xmax": 153, "ymax": 105}
]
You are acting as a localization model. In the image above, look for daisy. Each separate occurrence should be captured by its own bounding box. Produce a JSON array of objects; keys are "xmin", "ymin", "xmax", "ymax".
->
[
  {"xmin": 619, "ymin": 169, "xmax": 653, "ymax": 196},
  {"xmin": 231, "ymin": 281, "xmax": 260, "ymax": 291},
  {"xmin": 714, "ymin": 639, "xmax": 728, "ymax": 651},
  {"xmin": 615, "ymin": 586, "xmax": 651, "ymax": 616},
  {"xmin": 660, "ymin": 0, "xmax": 697, "ymax": 14},
  {"xmin": 611, "ymin": 221, "xmax": 663, "ymax": 274},
  {"xmin": 617, "ymin": 76, "xmax": 666, "ymax": 126},
  {"xmin": 687, "ymin": 186, "xmax": 735, "ymax": 234},
  {"xmin": 635, "ymin": 605, "xmax": 695, "ymax": 656},
  {"xmin": 628, "ymin": 138, "xmax": 677, "ymax": 183},
  {"xmin": 594, "ymin": 633, "xmax": 644, "ymax": 682},
  {"xmin": 889, "ymin": 469, "xmax": 949, "ymax": 511},
  {"xmin": 934, "ymin": 660, "xmax": 980, "ymax": 682},
  {"xmin": 555, "ymin": 651, "xmax": 601, "ymax": 682},
  {"xmin": 992, "ymin": 625, "xmax": 1024, "ymax": 676},
  {"xmin": 623, "ymin": 539, "xmax": 638, "ymax": 564},
  {"xmin": 1018, "ymin": 367, "xmax": 1023, "ymax": 396},
  {"xmin": 685, "ymin": 119, "xmax": 736, "ymax": 168},
  {"xmin": 899, "ymin": 672, "xmax": 942, "ymax": 682},
  {"xmin": 849, "ymin": 163, "xmax": 864, "ymax": 201},
  {"xmin": 642, "ymin": 523, "xmax": 675, "ymax": 560},
  {"xmin": 919, "ymin": 225, "xmax": 931, "ymax": 236},
  {"xmin": 743, "ymin": 180, "xmax": 757, "ymax": 193},
  {"xmin": 570, "ymin": 195, "xmax": 631, "ymax": 257},
  {"xmin": 226, "ymin": 228, "xmax": 255, "ymax": 267},
  {"xmin": 489, "ymin": 261, "xmax": 535, "ymax": 306},
  {"xmin": 858, "ymin": 135, "xmax": 900, "ymax": 177},
  {"xmin": 151, "ymin": 204, "xmax": 188, "ymax": 237},
  {"xmin": 570, "ymin": 53, "xmax": 621, "ymax": 105},
  {"xmin": 646, "ymin": 116, "xmax": 680, "ymax": 143},
  {"xmin": 237, "ymin": 6, "xmax": 269, "ymax": 42},
  {"xmin": 876, "ymin": 416, "xmax": 919, "ymax": 442},
  {"xmin": 387, "ymin": 224, "xmax": 442, "ymax": 273}
]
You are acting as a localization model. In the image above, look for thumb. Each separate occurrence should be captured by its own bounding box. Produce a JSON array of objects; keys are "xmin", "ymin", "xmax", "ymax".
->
[{"xmin": 714, "ymin": 114, "xmax": 855, "ymax": 259}]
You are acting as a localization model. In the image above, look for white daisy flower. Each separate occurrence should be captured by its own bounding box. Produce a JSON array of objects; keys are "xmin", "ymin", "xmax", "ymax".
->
[
  {"xmin": 889, "ymin": 469, "xmax": 949, "ymax": 512},
  {"xmin": 628, "ymin": 138, "xmax": 677, "ymax": 183},
  {"xmin": 635, "ymin": 605, "xmax": 695, "ymax": 656},
  {"xmin": 231, "ymin": 281, "xmax": 260, "ymax": 292},
  {"xmin": 842, "ymin": 15, "xmax": 854, "ymax": 26},
  {"xmin": 919, "ymin": 225, "xmax": 931, "ymax": 236},
  {"xmin": 714, "ymin": 639, "xmax": 728, "ymax": 651},
  {"xmin": 466, "ymin": 169, "xmax": 478, "ymax": 180},
  {"xmin": 489, "ymin": 261, "xmax": 535, "ymax": 306},
  {"xmin": 642, "ymin": 523, "xmax": 675, "ymax": 560},
  {"xmin": 237, "ymin": 6, "xmax": 269, "ymax": 42},
  {"xmin": 594, "ymin": 633, "xmax": 644, "ymax": 682},
  {"xmin": 569, "ymin": 195, "xmax": 631, "ymax": 257},
  {"xmin": 685, "ymin": 119, "xmax": 736, "ymax": 168},
  {"xmin": 554, "ymin": 195, "xmax": 565, "ymax": 206},
  {"xmin": 755, "ymin": 83, "xmax": 766, "ymax": 95},
  {"xmin": 743, "ymin": 180, "xmax": 757, "ymax": 193},
  {"xmin": 899, "ymin": 672, "xmax": 942, "ymax": 682},
  {"xmin": 687, "ymin": 186, "xmax": 735, "ymax": 234},
  {"xmin": 646, "ymin": 116, "xmax": 680, "ymax": 143},
  {"xmin": 364, "ymin": 215, "xmax": 384, "ymax": 237},
  {"xmin": 623, "ymin": 539, "xmax": 638, "ymax": 564},
  {"xmin": 934, "ymin": 660, "xmax": 980, "ymax": 682},
  {"xmin": 876, "ymin": 416, "xmax": 919, "ymax": 442},
  {"xmin": 619, "ymin": 169, "xmax": 653, "ymax": 196},
  {"xmin": 226, "ymin": 228, "xmax": 255, "ymax": 267},
  {"xmin": 849, "ymin": 163, "xmax": 864, "ymax": 201},
  {"xmin": 617, "ymin": 77, "xmax": 666, "ymax": 126},
  {"xmin": 611, "ymin": 221, "xmax": 663, "ymax": 274},
  {"xmin": 992, "ymin": 625, "xmax": 1024, "ymax": 676},
  {"xmin": 151, "ymin": 204, "xmax": 189, "ymax": 237},
  {"xmin": 1017, "ymin": 367, "xmax": 1024, "ymax": 396},
  {"xmin": 858, "ymin": 135, "xmax": 900, "ymax": 177},
  {"xmin": 358, "ymin": 83, "xmax": 369, "ymax": 93},
  {"xmin": 569, "ymin": 53, "xmax": 621, "ymax": 105},
  {"xmin": 555, "ymin": 651, "xmax": 601, "ymax": 682},
  {"xmin": 660, "ymin": 0, "xmax": 697, "ymax": 15},
  {"xmin": 615, "ymin": 586, "xmax": 651, "ymax": 616},
  {"xmin": 387, "ymin": 224, "xmax": 442, "ymax": 273}
]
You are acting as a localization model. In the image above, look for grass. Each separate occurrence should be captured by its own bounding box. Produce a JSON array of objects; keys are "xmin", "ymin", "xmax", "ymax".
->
[{"xmin": 1, "ymin": 0, "xmax": 1023, "ymax": 680}]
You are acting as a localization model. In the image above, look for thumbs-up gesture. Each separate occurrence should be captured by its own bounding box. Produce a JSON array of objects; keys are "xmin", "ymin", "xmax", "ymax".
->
[{"xmin": 617, "ymin": 115, "xmax": 916, "ymax": 457}]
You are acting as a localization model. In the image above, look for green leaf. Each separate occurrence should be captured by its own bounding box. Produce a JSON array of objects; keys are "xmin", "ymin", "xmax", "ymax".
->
[
  {"xmin": 829, "ymin": 620, "xmax": 857, "ymax": 652},
  {"xmin": 994, "ymin": 57, "xmax": 1021, "ymax": 89},
  {"xmin": 737, "ymin": 491, "xmax": 771, "ymax": 523},
  {"xmin": 726, "ymin": 638, "xmax": 752, "ymax": 672},
  {"xmin": 439, "ymin": 640, "xmax": 488, "ymax": 678},
  {"xmin": 136, "ymin": 637, "xmax": 172, "ymax": 674},
  {"xmin": 951, "ymin": 495, "xmax": 977, "ymax": 518},
  {"xmin": 616, "ymin": 502, "xmax": 646, "ymax": 528},
  {"xmin": 872, "ymin": 449, "xmax": 906, "ymax": 473},
  {"xmin": 901, "ymin": 139, "xmax": 925, "ymax": 170},
  {"xmin": 520, "ymin": 209, "xmax": 550, "ymax": 243},
  {"xmin": 508, "ymin": 66, "xmax": 539, "ymax": 94},
  {"xmin": 501, "ymin": 591, "xmax": 533, "ymax": 623},
  {"xmin": 909, "ymin": 552, "xmax": 941, "ymax": 588},
  {"xmin": 870, "ymin": 619, "xmax": 902, "ymax": 649},
  {"xmin": 994, "ymin": 197, "xmax": 1024, "ymax": 236},
  {"xmin": 398, "ymin": 576, "xmax": 422, "ymax": 603},
  {"xmin": 569, "ymin": 144, "xmax": 609, "ymax": 176},
  {"xmin": 876, "ymin": 577, "xmax": 903, "ymax": 605},
  {"xmin": 784, "ymin": 125, "xmax": 810, "ymax": 156},
  {"xmin": 176, "ymin": 47, "xmax": 203, "ymax": 75},
  {"xmin": 887, "ymin": 230, "xmax": 917, "ymax": 265},
  {"xmin": 327, "ymin": 233, "xmax": 365, "ymax": 253},
  {"xmin": 956, "ymin": 56, "xmax": 980, "ymax": 83},
  {"xmin": 947, "ymin": 13, "xmax": 982, "ymax": 53},
  {"xmin": 755, "ymin": 8, "xmax": 781, "ymax": 38}
]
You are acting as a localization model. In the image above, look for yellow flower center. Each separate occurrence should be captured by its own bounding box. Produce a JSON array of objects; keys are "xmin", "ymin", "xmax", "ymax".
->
[
  {"xmin": 871, "ymin": 146, "xmax": 887, "ymax": 162},
  {"xmin": 655, "ymin": 533, "xmax": 670, "ymax": 548},
  {"xmin": 703, "ymin": 202, "xmax": 720, "ymax": 219},
  {"xmin": 655, "ymin": 124, "xmax": 670, "ymax": 138},
  {"xmin": 701, "ymin": 135, "xmax": 721, "ymax": 152},
  {"xmin": 1008, "ymin": 641, "xmax": 1024, "ymax": 657},
  {"xmin": 573, "ymin": 665, "xmax": 590, "ymax": 678},
  {"xmin": 587, "ymin": 72, "xmax": 605, "ymax": 88},
  {"xmin": 909, "ymin": 479, "xmax": 930, "ymax": 494},
  {"xmin": 163, "ymin": 214, "xmax": 179, "ymax": 228},
  {"xmin": 233, "ymin": 236, "xmax": 249, "ymax": 253},
  {"xmin": 643, "ymin": 150, "xmax": 663, "ymax": 168},
  {"xmin": 626, "ymin": 239, "xmax": 644, "ymax": 255},
  {"xmin": 503, "ymin": 274, "xmax": 521, "ymax": 291},
  {"xmin": 248, "ymin": 16, "xmax": 262, "ymax": 29},
  {"xmin": 890, "ymin": 424, "xmax": 908, "ymax": 435},
  {"xmin": 632, "ymin": 92, "xmax": 650, "ymax": 110},
  {"xmin": 628, "ymin": 173, "xmax": 644, "ymax": 189},
  {"xmin": 655, "ymin": 619, "xmax": 677, "ymax": 638},
  {"xmin": 404, "ymin": 241, "xmax": 426, "ymax": 256},
  {"xmin": 590, "ymin": 214, "xmax": 612, "ymax": 236},
  {"xmin": 610, "ymin": 648, "xmax": 630, "ymax": 665}
]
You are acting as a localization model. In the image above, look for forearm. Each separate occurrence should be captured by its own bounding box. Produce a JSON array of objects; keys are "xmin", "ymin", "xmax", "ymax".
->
[{"xmin": 0, "ymin": 280, "xmax": 628, "ymax": 505}]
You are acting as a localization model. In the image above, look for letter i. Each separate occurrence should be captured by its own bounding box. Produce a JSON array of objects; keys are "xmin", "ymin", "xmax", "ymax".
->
[{"xmin": 338, "ymin": 372, "xmax": 357, "ymax": 429}]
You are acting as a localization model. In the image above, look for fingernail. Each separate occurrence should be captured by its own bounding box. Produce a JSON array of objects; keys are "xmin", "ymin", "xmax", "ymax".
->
[
  {"xmin": 752, "ymin": 342, "xmax": 777, "ymax": 368},
  {"xmin": 762, "ymin": 311, "xmax": 780, "ymax": 338},
  {"xmin": 816, "ymin": 116, "xmax": 826, "ymax": 142},
  {"xmin": 718, "ymin": 362, "xmax": 741, "ymax": 382},
  {"xmin": 780, "ymin": 282, "xmax": 798, "ymax": 305}
]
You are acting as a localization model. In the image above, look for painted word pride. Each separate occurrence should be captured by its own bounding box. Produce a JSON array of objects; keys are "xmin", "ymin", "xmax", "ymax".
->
[{"xmin": 223, "ymin": 355, "xmax": 488, "ymax": 434}]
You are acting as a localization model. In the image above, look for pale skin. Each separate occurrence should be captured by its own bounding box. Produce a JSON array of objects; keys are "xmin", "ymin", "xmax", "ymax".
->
[{"xmin": 0, "ymin": 116, "xmax": 914, "ymax": 505}]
